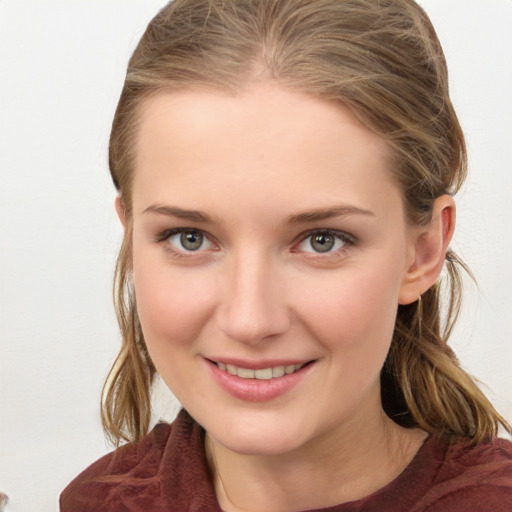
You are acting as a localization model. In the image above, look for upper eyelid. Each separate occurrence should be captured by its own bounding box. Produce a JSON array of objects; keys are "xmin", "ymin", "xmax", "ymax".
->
[
  {"xmin": 156, "ymin": 228, "xmax": 218, "ymax": 256},
  {"xmin": 154, "ymin": 227, "xmax": 355, "ymax": 251},
  {"xmin": 294, "ymin": 228, "xmax": 356, "ymax": 244},
  {"xmin": 155, "ymin": 227, "xmax": 212, "ymax": 241}
]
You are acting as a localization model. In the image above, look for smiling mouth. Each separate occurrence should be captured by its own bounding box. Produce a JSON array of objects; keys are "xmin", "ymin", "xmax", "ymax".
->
[{"xmin": 213, "ymin": 362, "xmax": 308, "ymax": 380}]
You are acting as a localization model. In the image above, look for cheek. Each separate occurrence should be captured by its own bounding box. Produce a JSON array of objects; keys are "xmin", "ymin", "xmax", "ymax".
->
[
  {"xmin": 294, "ymin": 256, "xmax": 403, "ymax": 357},
  {"xmin": 132, "ymin": 249, "xmax": 216, "ymax": 350},
  {"xmin": 132, "ymin": 255, "xmax": 219, "ymax": 403}
]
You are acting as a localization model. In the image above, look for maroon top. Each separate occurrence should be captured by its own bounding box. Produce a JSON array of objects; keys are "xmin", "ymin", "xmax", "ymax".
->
[{"xmin": 60, "ymin": 409, "xmax": 512, "ymax": 511}]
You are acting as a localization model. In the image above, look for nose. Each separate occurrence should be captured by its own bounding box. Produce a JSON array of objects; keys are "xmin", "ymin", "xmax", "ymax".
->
[{"xmin": 216, "ymin": 250, "xmax": 291, "ymax": 345}]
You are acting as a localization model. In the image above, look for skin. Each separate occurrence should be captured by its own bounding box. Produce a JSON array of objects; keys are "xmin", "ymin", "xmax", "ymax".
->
[{"xmin": 117, "ymin": 83, "xmax": 455, "ymax": 511}]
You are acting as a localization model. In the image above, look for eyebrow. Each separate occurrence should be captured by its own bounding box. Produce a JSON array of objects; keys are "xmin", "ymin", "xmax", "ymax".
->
[
  {"xmin": 142, "ymin": 204, "xmax": 215, "ymax": 223},
  {"xmin": 286, "ymin": 205, "xmax": 375, "ymax": 224},
  {"xmin": 143, "ymin": 203, "xmax": 375, "ymax": 225}
]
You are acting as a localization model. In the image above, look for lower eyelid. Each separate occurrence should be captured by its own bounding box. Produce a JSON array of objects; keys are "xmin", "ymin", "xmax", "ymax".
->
[
  {"xmin": 154, "ymin": 228, "xmax": 354, "ymax": 257},
  {"xmin": 154, "ymin": 229, "xmax": 212, "ymax": 250},
  {"xmin": 294, "ymin": 231, "xmax": 355, "ymax": 251}
]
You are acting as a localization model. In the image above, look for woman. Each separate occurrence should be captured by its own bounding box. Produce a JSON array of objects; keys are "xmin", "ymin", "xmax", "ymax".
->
[{"xmin": 60, "ymin": 0, "xmax": 512, "ymax": 510}]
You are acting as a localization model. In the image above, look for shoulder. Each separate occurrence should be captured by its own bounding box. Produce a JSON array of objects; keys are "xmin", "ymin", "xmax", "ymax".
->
[
  {"xmin": 59, "ymin": 422, "xmax": 173, "ymax": 511},
  {"xmin": 416, "ymin": 437, "xmax": 512, "ymax": 512},
  {"xmin": 353, "ymin": 435, "xmax": 512, "ymax": 512},
  {"xmin": 59, "ymin": 410, "xmax": 220, "ymax": 512}
]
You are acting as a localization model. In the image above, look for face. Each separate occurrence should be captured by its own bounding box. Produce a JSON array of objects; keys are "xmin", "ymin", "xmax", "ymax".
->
[{"xmin": 129, "ymin": 84, "xmax": 417, "ymax": 456}]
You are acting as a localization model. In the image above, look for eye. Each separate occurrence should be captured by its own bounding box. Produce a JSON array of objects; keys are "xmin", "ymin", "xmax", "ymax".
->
[
  {"xmin": 164, "ymin": 229, "xmax": 214, "ymax": 252},
  {"xmin": 296, "ymin": 230, "xmax": 353, "ymax": 254}
]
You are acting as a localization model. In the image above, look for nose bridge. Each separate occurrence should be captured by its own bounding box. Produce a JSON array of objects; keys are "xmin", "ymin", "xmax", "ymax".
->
[{"xmin": 217, "ymin": 245, "xmax": 289, "ymax": 345}]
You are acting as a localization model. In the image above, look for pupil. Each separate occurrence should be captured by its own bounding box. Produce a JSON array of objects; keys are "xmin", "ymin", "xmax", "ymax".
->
[
  {"xmin": 311, "ymin": 233, "xmax": 334, "ymax": 253},
  {"xmin": 180, "ymin": 231, "xmax": 203, "ymax": 251}
]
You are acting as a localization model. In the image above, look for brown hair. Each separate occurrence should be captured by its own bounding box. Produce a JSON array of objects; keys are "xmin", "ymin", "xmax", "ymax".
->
[{"xmin": 101, "ymin": 0, "xmax": 511, "ymax": 445}]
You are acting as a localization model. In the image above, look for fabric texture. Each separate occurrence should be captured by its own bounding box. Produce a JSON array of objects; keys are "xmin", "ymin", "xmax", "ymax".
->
[{"xmin": 60, "ymin": 409, "xmax": 512, "ymax": 512}]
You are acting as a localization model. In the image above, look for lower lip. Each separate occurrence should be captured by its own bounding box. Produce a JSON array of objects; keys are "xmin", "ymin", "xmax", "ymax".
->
[{"xmin": 207, "ymin": 360, "xmax": 314, "ymax": 402}]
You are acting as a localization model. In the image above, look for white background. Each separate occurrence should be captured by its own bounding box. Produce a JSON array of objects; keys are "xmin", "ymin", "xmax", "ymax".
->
[{"xmin": 1, "ymin": 1, "xmax": 511, "ymax": 510}]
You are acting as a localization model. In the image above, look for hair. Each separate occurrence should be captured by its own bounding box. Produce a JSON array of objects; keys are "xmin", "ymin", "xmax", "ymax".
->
[{"xmin": 101, "ymin": 0, "xmax": 511, "ymax": 446}]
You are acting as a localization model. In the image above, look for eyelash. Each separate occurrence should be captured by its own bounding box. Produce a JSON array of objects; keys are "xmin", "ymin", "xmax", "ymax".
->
[
  {"xmin": 292, "ymin": 229, "xmax": 356, "ymax": 256},
  {"xmin": 154, "ymin": 228, "xmax": 216, "ymax": 258},
  {"xmin": 154, "ymin": 228, "xmax": 356, "ymax": 259}
]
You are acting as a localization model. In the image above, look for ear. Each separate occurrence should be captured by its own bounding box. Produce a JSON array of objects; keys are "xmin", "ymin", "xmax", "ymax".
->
[
  {"xmin": 115, "ymin": 195, "xmax": 127, "ymax": 229},
  {"xmin": 398, "ymin": 194, "xmax": 456, "ymax": 305}
]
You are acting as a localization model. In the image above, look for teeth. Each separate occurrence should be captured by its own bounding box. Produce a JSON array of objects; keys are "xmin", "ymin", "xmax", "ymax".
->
[
  {"xmin": 285, "ymin": 364, "xmax": 296, "ymax": 375},
  {"xmin": 255, "ymin": 368, "xmax": 273, "ymax": 380},
  {"xmin": 238, "ymin": 367, "xmax": 255, "ymax": 379},
  {"xmin": 216, "ymin": 362, "xmax": 305, "ymax": 379},
  {"xmin": 272, "ymin": 366, "xmax": 285, "ymax": 378},
  {"xmin": 226, "ymin": 364, "xmax": 237, "ymax": 375}
]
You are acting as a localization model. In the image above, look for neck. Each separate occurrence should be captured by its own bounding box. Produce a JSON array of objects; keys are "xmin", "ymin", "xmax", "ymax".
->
[{"xmin": 205, "ymin": 395, "xmax": 427, "ymax": 512}]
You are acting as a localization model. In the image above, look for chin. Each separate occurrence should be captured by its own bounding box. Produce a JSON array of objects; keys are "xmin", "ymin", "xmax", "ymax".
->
[
  {"xmin": 220, "ymin": 431, "xmax": 306, "ymax": 456},
  {"xmin": 204, "ymin": 410, "xmax": 317, "ymax": 456}
]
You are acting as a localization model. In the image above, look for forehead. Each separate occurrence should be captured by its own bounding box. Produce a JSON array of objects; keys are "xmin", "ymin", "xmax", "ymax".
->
[{"xmin": 132, "ymin": 84, "xmax": 402, "ymax": 221}]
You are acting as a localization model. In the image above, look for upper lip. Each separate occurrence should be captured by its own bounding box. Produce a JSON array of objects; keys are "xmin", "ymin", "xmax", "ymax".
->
[{"xmin": 206, "ymin": 357, "xmax": 315, "ymax": 370}]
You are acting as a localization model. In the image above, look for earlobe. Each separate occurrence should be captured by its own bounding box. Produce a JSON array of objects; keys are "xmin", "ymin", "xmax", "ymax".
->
[
  {"xmin": 115, "ymin": 196, "xmax": 127, "ymax": 229},
  {"xmin": 398, "ymin": 194, "xmax": 456, "ymax": 305}
]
